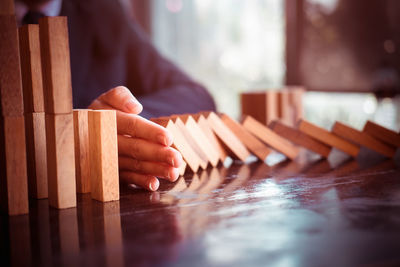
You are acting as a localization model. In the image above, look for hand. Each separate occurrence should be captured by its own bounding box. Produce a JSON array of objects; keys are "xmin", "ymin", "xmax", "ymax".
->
[{"xmin": 89, "ymin": 86, "xmax": 183, "ymax": 191}]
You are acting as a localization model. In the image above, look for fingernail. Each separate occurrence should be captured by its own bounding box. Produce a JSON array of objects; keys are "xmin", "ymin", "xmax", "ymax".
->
[
  {"xmin": 157, "ymin": 134, "xmax": 168, "ymax": 146},
  {"xmin": 125, "ymin": 100, "xmax": 142, "ymax": 113},
  {"xmin": 170, "ymin": 157, "xmax": 175, "ymax": 167},
  {"xmin": 149, "ymin": 179, "xmax": 159, "ymax": 191},
  {"xmin": 169, "ymin": 168, "xmax": 179, "ymax": 182}
]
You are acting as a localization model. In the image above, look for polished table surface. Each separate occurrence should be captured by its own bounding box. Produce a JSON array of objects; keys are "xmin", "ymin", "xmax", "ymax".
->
[{"xmin": 2, "ymin": 149, "xmax": 400, "ymax": 267}]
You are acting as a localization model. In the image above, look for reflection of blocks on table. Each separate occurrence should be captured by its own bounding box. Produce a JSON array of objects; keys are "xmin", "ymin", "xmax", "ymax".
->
[
  {"xmin": 362, "ymin": 120, "xmax": 400, "ymax": 148},
  {"xmin": 298, "ymin": 119, "xmax": 360, "ymax": 157},
  {"xmin": 88, "ymin": 110, "xmax": 119, "ymax": 202},
  {"xmin": 269, "ymin": 120, "xmax": 331, "ymax": 158},
  {"xmin": 220, "ymin": 113, "xmax": 271, "ymax": 162},
  {"xmin": 241, "ymin": 91, "xmax": 278, "ymax": 125},
  {"xmin": 333, "ymin": 121, "xmax": 396, "ymax": 158},
  {"xmin": 242, "ymin": 116, "xmax": 299, "ymax": 160},
  {"xmin": 74, "ymin": 110, "xmax": 91, "ymax": 193}
]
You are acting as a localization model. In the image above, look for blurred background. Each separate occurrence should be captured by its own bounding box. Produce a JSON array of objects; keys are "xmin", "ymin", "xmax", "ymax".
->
[{"xmin": 121, "ymin": 0, "xmax": 400, "ymax": 131}]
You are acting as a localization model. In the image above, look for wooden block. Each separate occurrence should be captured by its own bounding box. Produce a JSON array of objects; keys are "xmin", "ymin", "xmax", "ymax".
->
[
  {"xmin": 19, "ymin": 24, "xmax": 45, "ymax": 113},
  {"xmin": 241, "ymin": 91, "xmax": 278, "ymax": 125},
  {"xmin": 0, "ymin": 115, "xmax": 29, "ymax": 215},
  {"xmin": 220, "ymin": 113, "xmax": 271, "ymax": 161},
  {"xmin": 269, "ymin": 120, "xmax": 331, "ymax": 158},
  {"xmin": 0, "ymin": 0, "xmax": 15, "ymax": 15},
  {"xmin": 39, "ymin": 17, "xmax": 73, "ymax": 114},
  {"xmin": 0, "ymin": 15, "xmax": 24, "ymax": 116},
  {"xmin": 332, "ymin": 121, "xmax": 396, "ymax": 158},
  {"xmin": 363, "ymin": 120, "xmax": 400, "ymax": 147},
  {"xmin": 88, "ymin": 110, "xmax": 119, "ymax": 202},
  {"xmin": 46, "ymin": 113, "xmax": 76, "ymax": 208},
  {"xmin": 277, "ymin": 90, "xmax": 292, "ymax": 125},
  {"xmin": 151, "ymin": 118, "xmax": 200, "ymax": 173},
  {"xmin": 287, "ymin": 86, "xmax": 304, "ymax": 124},
  {"xmin": 298, "ymin": 119, "xmax": 360, "ymax": 157},
  {"xmin": 25, "ymin": 112, "xmax": 48, "ymax": 199},
  {"xmin": 204, "ymin": 112, "xmax": 251, "ymax": 162},
  {"xmin": 73, "ymin": 110, "xmax": 91, "ymax": 193},
  {"xmin": 242, "ymin": 115, "xmax": 300, "ymax": 160}
]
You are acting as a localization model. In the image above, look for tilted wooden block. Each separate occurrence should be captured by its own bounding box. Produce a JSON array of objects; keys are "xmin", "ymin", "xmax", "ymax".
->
[
  {"xmin": 151, "ymin": 118, "xmax": 200, "ymax": 173},
  {"xmin": 39, "ymin": 16, "xmax": 73, "ymax": 114},
  {"xmin": 242, "ymin": 116, "xmax": 299, "ymax": 160},
  {"xmin": 88, "ymin": 110, "xmax": 119, "ymax": 202},
  {"xmin": 204, "ymin": 112, "xmax": 251, "ymax": 162},
  {"xmin": 277, "ymin": 90, "xmax": 292, "ymax": 125},
  {"xmin": 46, "ymin": 113, "xmax": 76, "ymax": 208},
  {"xmin": 19, "ymin": 24, "xmax": 45, "ymax": 113},
  {"xmin": 269, "ymin": 120, "xmax": 331, "ymax": 158},
  {"xmin": 0, "ymin": 115, "xmax": 29, "ymax": 215},
  {"xmin": 298, "ymin": 119, "xmax": 360, "ymax": 157},
  {"xmin": 0, "ymin": 15, "xmax": 24, "ymax": 116},
  {"xmin": 241, "ymin": 91, "xmax": 278, "ymax": 125},
  {"xmin": 73, "ymin": 110, "xmax": 91, "ymax": 193},
  {"xmin": 220, "ymin": 113, "xmax": 271, "ymax": 162},
  {"xmin": 25, "ymin": 112, "xmax": 48, "ymax": 199},
  {"xmin": 362, "ymin": 120, "xmax": 400, "ymax": 147},
  {"xmin": 332, "ymin": 121, "xmax": 396, "ymax": 158}
]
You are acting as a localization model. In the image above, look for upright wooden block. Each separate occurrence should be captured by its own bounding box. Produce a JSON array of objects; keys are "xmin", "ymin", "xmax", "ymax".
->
[
  {"xmin": 363, "ymin": 120, "xmax": 400, "ymax": 147},
  {"xmin": 0, "ymin": 15, "xmax": 24, "ymax": 116},
  {"xmin": 0, "ymin": 115, "xmax": 29, "ymax": 215},
  {"xmin": 269, "ymin": 120, "xmax": 331, "ymax": 158},
  {"xmin": 25, "ymin": 112, "xmax": 48, "ymax": 199},
  {"xmin": 242, "ymin": 116, "xmax": 300, "ymax": 160},
  {"xmin": 332, "ymin": 121, "xmax": 396, "ymax": 158},
  {"xmin": 19, "ymin": 24, "xmax": 45, "ymax": 113},
  {"xmin": 0, "ymin": 0, "xmax": 15, "ymax": 15},
  {"xmin": 73, "ymin": 110, "xmax": 91, "ymax": 193},
  {"xmin": 298, "ymin": 119, "xmax": 360, "ymax": 157},
  {"xmin": 288, "ymin": 86, "xmax": 304, "ymax": 124},
  {"xmin": 88, "ymin": 110, "xmax": 119, "ymax": 202},
  {"xmin": 220, "ymin": 114, "xmax": 271, "ymax": 162},
  {"xmin": 241, "ymin": 91, "xmax": 278, "ymax": 125},
  {"xmin": 277, "ymin": 90, "xmax": 292, "ymax": 125},
  {"xmin": 204, "ymin": 112, "xmax": 251, "ymax": 162},
  {"xmin": 46, "ymin": 113, "xmax": 76, "ymax": 208},
  {"xmin": 39, "ymin": 17, "xmax": 73, "ymax": 114}
]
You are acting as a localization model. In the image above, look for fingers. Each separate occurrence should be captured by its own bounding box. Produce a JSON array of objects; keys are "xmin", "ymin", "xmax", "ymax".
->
[
  {"xmin": 119, "ymin": 156, "xmax": 180, "ymax": 182},
  {"xmin": 98, "ymin": 86, "xmax": 143, "ymax": 114},
  {"xmin": 118, "ymin": 135, "xmax": 183, "ymax": 167},
  {"xmin": 120, "ymin": 171, "xmax": 159, "ymax": 191},
  {"xmin": 117, "ymin": 112, "xmax": 173, "ymax": 146}
]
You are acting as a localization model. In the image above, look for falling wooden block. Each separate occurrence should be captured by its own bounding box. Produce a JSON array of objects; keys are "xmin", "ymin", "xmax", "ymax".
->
[
  {"xmin": 241, "ymin": 91, "xmax": 278, "ymax": 125},
  {"xmin": 298, "ymin": 119, "xmax": 360, "ymax": 157},
  {"xmin": 220, "ymin": 113, "xmax": 271, "ymax": 162},
  {"xmin": 204, "ymin": 112, "xmax": 251, "ymax": 162},
  {"xmin": 363, "ymin": 120, "xmax": 400, "ymax": 147},
  {"xmin": 19, "ymin": 24, "xmax": 45, "ymax": 113},
  {"xmin": 39, "ymin": 17, "xmax": 73, "ymax": 114},
  {"xmin": 269, "ymin": 120, "xmax": 331, "ymax": 158},
  {"xmin": 88, "ymin": 110, "xmax": 119, "ymax": 202},
  {"xmin": 46, "ymin": 113, "xmax": 76, "ymax": 209},
  {"xmin": 25, "ymin": 112, "xmax": 48, "ymax": 199},
  {"xmin": 277, "ymin": 90, "xmax": 292, "ymax": 125},
  {"xmin": 0, "ymin": 15, "xmax": 24, "ymax": 116},
  {"xmin": 151, "ymin": 118, "xmax": 200, "ymax": 173},
  {"xmin": 73, "ymin": 110, "xmax": 91, "ymax": 193},
  {"xmin": 242, "ymin": 115, "xmax": 300, "ymax": 160},
  {"xmin": 332, "ymin": 121, "xmax": 396, "ymax": 158},
  {"xmin": 0, "ymin": 115, "xmax": 29, "ymax": 215}
]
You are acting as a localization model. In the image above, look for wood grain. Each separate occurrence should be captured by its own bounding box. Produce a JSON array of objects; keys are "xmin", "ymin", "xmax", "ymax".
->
[
  {"xmin": 242, "ymin": 116, "xmax": 299, "ymax": 160},
  {"xmin": 0, "ymin": 0, "xmax": 14, "ymax": 15},
  {"xmin": 73, "ymin": 110, "xmax": 91, "ymax": 193},
  {"xmin": 241, "ymin": 91, "xmax": 278, "ymax": 125},
  {"xmin": 88, "ymin": 110, "xmax": 119, "ymax": 202},
  {"xmin": 46, "ymin": 113, "xmax": 76, "ymax": 209},
  {"xmin": 287, "ymin": 86, "xmax": 304, "ymax": 124},
  {"xmin": 39, "ymin": 16, "xmax": 73, "ymax": 114},
  {"xmin": 362, "ymin": 120, "xmax": 400, "ymax": 147},
  {"xmin": 277, "ymin": 90, "xmax": 292, "ymax": 125}
]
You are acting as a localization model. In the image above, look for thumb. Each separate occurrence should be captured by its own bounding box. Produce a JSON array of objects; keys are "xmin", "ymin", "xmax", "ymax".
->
[{"xmin": 98, "ymin": 86, "xmax": 143, "ymax": 114}]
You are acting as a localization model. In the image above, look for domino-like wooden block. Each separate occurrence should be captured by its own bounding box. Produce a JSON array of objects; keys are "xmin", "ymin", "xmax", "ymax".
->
[
  {"xmin": 277, "ymin": 90, "xmax": 292, "ymax": 125},
  {"xmin": 0, "ymin": 15, "xmax": 24, "ymax": 116},
  {"xmin": 39, "ymin": 17, "xmax": 73, "ymax": 114},
  {"xmin": 220, "ymin": 113, "xmax": 271, "ymax": 161},
  {"xmin": 46, "ymin": 113, "xmax": 76, "ymax": 208},
  {"xmin": 73, "ymin": 110, "xmax": 91, "ymax": 193},
  {"xmin": 298, "ymin": 119, "xmax": 360, "ymax": 157},
  {"xmin": 25, "ymin": 112, "xmax": 48, "ymax": 199},
  {"xmin": 241, "ymin": 91, "xmax": 278, "ymax": 125},
  {"xmin": 288, "ymin": 86, "xmax": 304, "ymax": 124},
  {"xmin": 0, "ymin": 115, "xmax": 29, "ymax": 215},
  {"xmin": 332, "ymin": 121, "xmax": 396, "ymax": 158},
  {"xmin": 88, "ymin": 110, "xmax": 119, "ymax": 202},
  {"xmin": 242, "ymin": 115, "xmax": 300, "ymax": 160},
  {"xmin": 363, "ymin": 120, "xmax": 400, "ymax": 147},
  {"xmin": 19, "ymin": 24, "xmax": 45, "ymax": 113},
  {"xmin": 151, "ymin": 118, "xmax": 201, "ymax": 173},
  {"xmin": 269, "ymin": 120, "xmax": 331, "ymax": 158}
]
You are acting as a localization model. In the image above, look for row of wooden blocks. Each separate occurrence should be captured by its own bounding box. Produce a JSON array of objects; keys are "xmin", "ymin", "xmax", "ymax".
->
[{"xmin": 151, "ymin": 112, "xmax": 400, "ymax": 176}]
